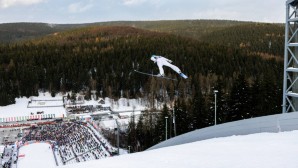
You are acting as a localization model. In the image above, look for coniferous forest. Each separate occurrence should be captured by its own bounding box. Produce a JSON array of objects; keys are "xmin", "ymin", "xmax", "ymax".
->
[{"xmin": 0, "ymin": 20, "xmax": 284, "ymax": 151}]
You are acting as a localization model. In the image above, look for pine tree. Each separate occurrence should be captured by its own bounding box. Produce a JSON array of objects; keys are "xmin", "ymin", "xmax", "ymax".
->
[
  {"xmin": 175, "ymin": 99, "xmax": 190, "ymax": 135},
  {"xmin": 127, "ymin": 113, "xmax": 137, "ymax": 152},
  {"xmin": 261, "ymin": 74, "xmax": 281, "ymax": 116},
  {"xmin": 191, "ymin": 79, "xmax": 207, "ymax": 129},
  {"xmin": 136, "ymin": 115, "xmax": 145, "ymax": 151},
  {"xmin": 251, "ymin": 77, "xmax": 263, "ymax": 117},
  {"xmin": 153, "ymin": 104, "xmax": 169, "ymax": 143},
  {"xmin": 214, "ymin": 78, "xmax": 229, "ymax": 124},
  {"xmin": 227, "ymin": 74, "xmax": 251, "ymax": 122},
  {"xmin": 142, "ymin": 110, "xmax": 157, "ymax": 149}
]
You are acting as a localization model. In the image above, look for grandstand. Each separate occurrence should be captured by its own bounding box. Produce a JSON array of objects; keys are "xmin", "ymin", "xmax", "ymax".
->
[{"xmin": 18, "ymin": 121, "xmax": 116, "ymax": 166}]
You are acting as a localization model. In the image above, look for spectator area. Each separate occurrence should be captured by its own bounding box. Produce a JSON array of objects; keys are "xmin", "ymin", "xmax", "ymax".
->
[{"xmin": 19, "ymin": 121, "xmax": 116, "ymax": 166}]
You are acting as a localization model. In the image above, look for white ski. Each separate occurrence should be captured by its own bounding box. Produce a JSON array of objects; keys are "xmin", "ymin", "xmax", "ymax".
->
[{"xmin": 134, "ymin": 70, "xmax": 177, "ymax": 81}]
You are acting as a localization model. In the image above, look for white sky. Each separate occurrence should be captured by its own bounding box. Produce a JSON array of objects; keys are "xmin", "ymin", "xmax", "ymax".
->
[{"xmin": 0, "ymin": 0, "xmax": 285, "ymax": 24}]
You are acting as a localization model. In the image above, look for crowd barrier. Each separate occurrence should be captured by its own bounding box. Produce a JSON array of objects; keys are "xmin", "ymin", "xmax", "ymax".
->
[{"xmin": 0, "ymin": 114, "xmax": 56, "ymax": 123}]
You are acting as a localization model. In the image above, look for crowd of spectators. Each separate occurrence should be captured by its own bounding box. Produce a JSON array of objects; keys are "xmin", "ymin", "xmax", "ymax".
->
[
  {"xmin": 1, "ymin": 145, "xmax": 18, "ymax": 168},
  {"xmin": 20, "ymin": 121, "xmax": 116, "ymax": 165}
]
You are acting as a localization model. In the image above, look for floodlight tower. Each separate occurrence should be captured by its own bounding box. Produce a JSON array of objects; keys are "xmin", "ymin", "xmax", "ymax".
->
[{"xmin": 283, "ymin": 0, "xmax": 298, "ymax": 113}]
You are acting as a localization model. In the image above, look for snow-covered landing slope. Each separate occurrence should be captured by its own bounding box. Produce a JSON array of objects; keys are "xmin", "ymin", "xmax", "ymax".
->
[
  {"xmin": 149, "ymin": 112, "xmax": 298, "ymax": 150},
  {"xmin": 18, "ymin": 143, "xmax": 56, "ymax": 168},
  {"xmin": 63, "ymin": 131, "xmax": 298, "ymax": 168}
]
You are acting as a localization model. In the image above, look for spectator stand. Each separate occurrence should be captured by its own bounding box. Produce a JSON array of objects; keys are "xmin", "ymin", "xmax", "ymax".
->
[{"xmin": 19, "ymin": 121, "xmax": 114, "ymax": 166}]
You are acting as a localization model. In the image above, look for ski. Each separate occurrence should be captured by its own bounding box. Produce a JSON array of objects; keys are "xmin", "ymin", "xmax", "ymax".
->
[
  {"xmin": 134, "ymin": 70, "xmax": 177, "ymax": 81},
  {"xmin": 179, "ymin": 73, "xmax": 188, "ymax": 79}
]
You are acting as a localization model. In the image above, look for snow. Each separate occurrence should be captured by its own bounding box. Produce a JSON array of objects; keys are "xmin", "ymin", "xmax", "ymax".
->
[
  {"xmin": 11, "ymin": 131, "xmax": 298, "ymax": 168},
  {"xmin": 2, "ymin": 92, "xmax": 298, "ymax": 168},
  {"xmin": 0, "ymin": 92, "xmax": 146, "ymax": 123},
  {"xmin": 60, "ymin": 131, "xmax": 298, "ymax": 168},
  {"xmin": 18, "ymin": 143, "xmax": 56, "ymax": 168},
  {"xmin": 0, "ymin": 92, "xmax": 66, "ymax": 121},
  {"xmin": 111, "ymin": 98, "xmax": 146, "ymax": 112}
]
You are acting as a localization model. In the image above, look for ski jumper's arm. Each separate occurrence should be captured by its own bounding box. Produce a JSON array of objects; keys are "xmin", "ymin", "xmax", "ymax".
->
[{"xmin": 164, "ymin": 58, "xmax": 172, "ymax": 63}]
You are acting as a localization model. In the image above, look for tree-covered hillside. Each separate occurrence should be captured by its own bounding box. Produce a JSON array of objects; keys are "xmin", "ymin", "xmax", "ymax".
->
[
  {"xmin": 0, "ymin": 22, "xmax": 97, "ymax": 43},
  {"xmin": 201, "ymin": 23, "xmax": 284, "ymax": 57},
  {"xmin": 0, "ymin": 20, "xmax": 284, "ymax": 58},
  {"xmin": 0, "ymin": 23, "xmax": 61, "ymax": 43},
  {"xmin": 0, "ymin": 20, "xmax": 257, "ymax": 43},
  {"xmin": 0, "ymin": 23, "xmax": 285, "ymax": 150},
  {"xmin": 0, "ymin": 25, "xmax": 282, "ymax": 109}
]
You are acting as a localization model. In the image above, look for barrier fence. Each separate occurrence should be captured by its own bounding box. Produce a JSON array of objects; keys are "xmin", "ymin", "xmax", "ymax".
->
[{"xmin": 0, "ymin": 114, "xmax": 56, "ymax": 123}]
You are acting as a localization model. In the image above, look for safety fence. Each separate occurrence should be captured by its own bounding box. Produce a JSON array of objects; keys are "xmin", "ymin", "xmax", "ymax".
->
[{"xmin": 0, "ymin": 114, "xmax": 56, "ymax": 123}]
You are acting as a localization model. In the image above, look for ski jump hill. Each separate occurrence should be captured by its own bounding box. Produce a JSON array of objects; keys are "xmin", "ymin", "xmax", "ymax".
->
[{"xmin": 148, "ymin": 112, "xmax": 298, "ymax": 150}]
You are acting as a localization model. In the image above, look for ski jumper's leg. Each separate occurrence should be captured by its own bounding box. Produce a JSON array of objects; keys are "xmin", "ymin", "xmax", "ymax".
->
[
  {"xmin": 157, "ymin": 62, "xmax": 165, "ymax": 75},
  {"xmin": 163, "ymin": 61, "xmax": 181, "ymax": 74}
]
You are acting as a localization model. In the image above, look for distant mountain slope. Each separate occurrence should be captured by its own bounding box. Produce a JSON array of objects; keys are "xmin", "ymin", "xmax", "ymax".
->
[
  {"xmin": 94, "ymin": 20, "xmax": 248, "ymax": 40},
  {"xmin": 0, "ymin": 22, "xmax": 94, "ymax": 43},
  {"xmin": 200, "ymin": 23, "xmax": 284, "ymax": 57},
  {"xmin": 0, "ymin": 23, "xmax": 61, "ymax": 43},
  {"xmin": 0, "ymin": 20, "xmax": 284, "ymax": 58},
  {"xmin": 0, "ymin": 20, "xmax": 248, "ymax": 43},
  {"xmin": 95, "ymin": 20, "xmax": 284, "ymax": 57}
]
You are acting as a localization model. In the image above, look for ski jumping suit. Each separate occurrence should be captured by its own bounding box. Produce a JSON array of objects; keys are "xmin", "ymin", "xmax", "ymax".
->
[{"xmin": 150, "ymin": 55, "xmax": 181, "ymax": 76}]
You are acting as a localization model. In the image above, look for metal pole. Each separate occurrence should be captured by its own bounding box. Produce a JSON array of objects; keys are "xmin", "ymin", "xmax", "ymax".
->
[
  {"xmin": 214, "ymin": 90, "xmax": 218, "ymax": 125},
  {"xmin": 165, "ymin": 116, "xmax": 168, "ymax": 140},
  {"xmin": 283, "ymin": 1, "xmax": 290, "ymax": 113},
  {"xmin": 173, "ymin": 108, "xmax": 176, "ymax": 137},
  {"xmin": 115, "ymin": 119, "xmax": 119, "ymax": 155}
]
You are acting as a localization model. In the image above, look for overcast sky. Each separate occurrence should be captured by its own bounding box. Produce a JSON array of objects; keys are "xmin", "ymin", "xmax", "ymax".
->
[{"xmin": 0, "ymin": 0, "xmax": 285, "ymax": 24}]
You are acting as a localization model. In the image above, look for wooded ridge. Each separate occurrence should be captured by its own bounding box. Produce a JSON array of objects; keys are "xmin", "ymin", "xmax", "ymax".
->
[{"xmin": 0, "ymin": 20, "xmax": 285, "ymax": 150}]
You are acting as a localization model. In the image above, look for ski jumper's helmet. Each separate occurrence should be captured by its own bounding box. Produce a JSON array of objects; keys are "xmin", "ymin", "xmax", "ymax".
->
[{"xmin": 151, "ymin": 55, "xmax": 157, "ymax": 62}]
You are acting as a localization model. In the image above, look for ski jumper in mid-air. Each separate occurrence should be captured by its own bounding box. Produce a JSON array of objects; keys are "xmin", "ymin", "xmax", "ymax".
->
[{"xmin": 150, "ymin": 55, "xmax": 188, "ymax": 79}]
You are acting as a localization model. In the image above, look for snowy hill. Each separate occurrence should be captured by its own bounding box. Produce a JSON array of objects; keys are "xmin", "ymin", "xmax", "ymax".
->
[
  {"xmin": 18, "ymin": 143, "xmax": 56, "ymax": 168},
  {"xmin": 59, "ymin": 130, "xmax": 298, "ymax": 168},
  {"xmin": 149, "ymin": 111, "xmax": 298, "ymax": 150},
  {"xmin": 15, "ymin": 131, "xmax": 298, "ymax": 168},
  {"xmin": 2, "ymin": 93, "xmax": 298, "ymax": 168}
]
